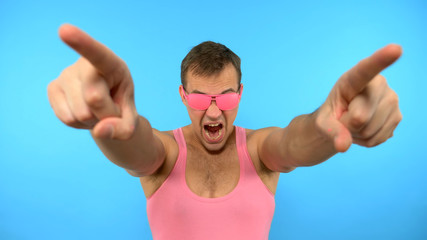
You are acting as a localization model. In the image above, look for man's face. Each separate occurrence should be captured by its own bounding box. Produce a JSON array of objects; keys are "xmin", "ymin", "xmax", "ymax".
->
[{"xmin": 179, "ymin": 63, "xmax": 242, "ymax": 152}]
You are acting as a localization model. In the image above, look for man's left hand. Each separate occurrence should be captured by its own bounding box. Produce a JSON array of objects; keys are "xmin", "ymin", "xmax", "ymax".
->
[{"xmin": 315, "ymin": 44, "xmax": 403, "ymax": 152}]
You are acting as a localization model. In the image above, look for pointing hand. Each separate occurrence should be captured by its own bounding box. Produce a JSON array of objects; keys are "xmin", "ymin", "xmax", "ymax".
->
[
  {"xmin": 315, "ymin": 44, "xmax": 403, "ymax": 152},
  {"xmin": 47, "ymin": 24, "xmax": 137, "ymax": 140}
]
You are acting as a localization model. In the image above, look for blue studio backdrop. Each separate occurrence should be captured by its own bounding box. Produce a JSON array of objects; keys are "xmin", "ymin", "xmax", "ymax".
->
[{"xmin": 0, "ymin": 0, "xmax": 426, "ymax": 239}]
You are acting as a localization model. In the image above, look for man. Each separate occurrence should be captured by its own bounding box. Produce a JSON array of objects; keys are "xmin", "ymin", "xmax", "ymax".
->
[{"xmin": 47, "ymin": 24, "xmax": 402, "ymax": 239}]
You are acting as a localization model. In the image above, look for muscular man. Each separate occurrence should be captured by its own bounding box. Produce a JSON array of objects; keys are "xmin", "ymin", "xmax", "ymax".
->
[{"xmin": 47, "ymin": 24, "xmax": 402, "ymax": 239}]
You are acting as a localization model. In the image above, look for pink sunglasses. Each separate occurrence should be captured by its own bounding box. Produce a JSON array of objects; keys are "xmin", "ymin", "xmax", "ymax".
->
[{"xmin": 182, "ymin": 86, "xmax": 242, "ymax": 110}]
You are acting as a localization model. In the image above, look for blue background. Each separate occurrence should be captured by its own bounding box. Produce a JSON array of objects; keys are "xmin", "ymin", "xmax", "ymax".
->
[{"xmin": 1, "ymin": 0, "xmax": 426, "ymax": 239}]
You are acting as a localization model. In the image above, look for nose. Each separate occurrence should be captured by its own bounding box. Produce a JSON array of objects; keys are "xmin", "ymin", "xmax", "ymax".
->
[{"xmin": 205, "ymin": 100, "xmax": 222, "ymax": 119}]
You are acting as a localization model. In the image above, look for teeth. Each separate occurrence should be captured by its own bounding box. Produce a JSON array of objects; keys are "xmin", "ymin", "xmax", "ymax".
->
[{"xmin": 208, "ymin": 123, "xmax": 220, "ymax": 127}]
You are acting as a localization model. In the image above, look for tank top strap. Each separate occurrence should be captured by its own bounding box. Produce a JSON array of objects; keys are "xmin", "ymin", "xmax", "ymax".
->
[
  {"xmin": 235, "ymin": 126, "xmax": 254, "ymax": 175},
  {"xmin": 173, "ymin": 128, "xmax": 185, "ymax": 148},
  {"xmin": 235, "ymin": 126, "xmax": 244, "ymax": 148},
  {"xmin": 172, "ymin": 128, "xmax": 187, "ymax": 173}
]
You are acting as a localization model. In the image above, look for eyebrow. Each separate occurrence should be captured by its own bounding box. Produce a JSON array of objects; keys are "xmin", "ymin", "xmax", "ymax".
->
[{"xmin": 191, "ymin": 88, "xmax": 236, "ymax": 94}]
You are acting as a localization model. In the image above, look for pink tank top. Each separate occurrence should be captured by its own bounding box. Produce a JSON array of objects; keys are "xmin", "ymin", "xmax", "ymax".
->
[{"xmin": 146, "ymin": 126, "xmax": 275, "ymax": 240}]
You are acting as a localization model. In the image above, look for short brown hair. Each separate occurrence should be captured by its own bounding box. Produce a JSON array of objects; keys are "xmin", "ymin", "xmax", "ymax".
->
[{"xmin": 181, "ymin": 41, "xmax": 242, "ymax": 88}]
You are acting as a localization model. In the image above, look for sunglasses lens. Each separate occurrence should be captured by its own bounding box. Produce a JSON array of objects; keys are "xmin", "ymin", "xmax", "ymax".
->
[
  {"xmin": 187, "ymin": 94, "xmax": 211, "ymax": 110},
  {"xmin": 216, "ymin": 93, "xmax": 239, "ymax": 110}
]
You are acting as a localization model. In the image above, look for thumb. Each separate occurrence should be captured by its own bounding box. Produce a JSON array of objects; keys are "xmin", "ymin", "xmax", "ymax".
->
[
  {"xmin": 93, "ymin": 118, "xmax": 136, "ymax": 140},
  {"xmin": 93, "ymin": 120, "xmax": 115, "ymax": 139},
  {"xmin": 92, "ymin": 104, "xmax": 137, "ymax": 140},
  {"xmin": 317, "ymin": 113, "xmax": 353, "ymax": 152}
]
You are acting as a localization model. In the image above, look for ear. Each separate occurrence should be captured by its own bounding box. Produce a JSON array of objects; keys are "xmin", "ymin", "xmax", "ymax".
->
[
  {"xmin": 238, "ymin": 84, "xmax": 244, "ymax": 99},
  {"xmin": 179, "ymin": 85, "xmax": 186, "ymax": 105}
]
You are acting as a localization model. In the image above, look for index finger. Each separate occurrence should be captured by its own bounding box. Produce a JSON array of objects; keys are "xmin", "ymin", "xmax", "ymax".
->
[
  {"xmin": 58, "ymin": 23, "xmax": 124, "ymax": 76},
  {"xmin": 338, "ymin": 44, "xmax": 402, "ymax": 102}
]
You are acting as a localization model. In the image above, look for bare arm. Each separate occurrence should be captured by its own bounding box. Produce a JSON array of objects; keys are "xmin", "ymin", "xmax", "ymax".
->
[
  {"xmin": 47, "ymin": 24, "xmax": 165, "ymax": 176},
  {"xmin": 259, "ymin": 113, "xmax": 334, "ymax": 173},
  {"xmin": 91, "ymin": 116, "xmax": 166, "ymax": 176},
  {"xmin": 259, "ymin": 44, "xmax": 403, "ymax": 172}
]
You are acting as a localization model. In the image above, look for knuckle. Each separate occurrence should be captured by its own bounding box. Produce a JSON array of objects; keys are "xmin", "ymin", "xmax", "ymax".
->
[
  {"xmin": 365, "ymin": 139, "xmax": 380, "ymax": 148},
  {"xmin": 60, "ymin": 67, "xmax": 69, "ymax": 77},
  {"xmin": 123, "ymin": 126, "xmax": 134, "ymax": 139},
  {"xmin": 397, "ymin": 112, "xmax": 403, "ymax": 123},
  {"xmin": 117, "ymin": 125, "xmax": 135, "ymax": 140},
  {"xmin": 62, "ymin": 119, "xmax": 76, "ymax": 127},
  {"xmin": 355, "ymin": 139, "xmax": 369, "ymax": 147},
  {"xmin": 112, "ymin": 63, "xmax": 131, "ymax": 83},
  {"xmin": 359, "ymin": 129, "xmax": 374, "ymax": 139},
  {"xmin": 74, "ymin": 109, "xmax": 94, "ymax": 123},
  {"xmin": 367, "ymin": 134, "xmax": 390, "ymax": 147},
  {"xmin": 47, "ymin": 80, "xmax": 63, "ymax": 95},
  {"xmin": 377, "ymin": 74, "xmax": 386, "ymax": 80},
  {"xmin": 60, "ymin": 66, "xmax": 75, "ymax": 80},
  {"xmin": 314, "ymin": 116, "xmax": 322, "ymax": 130},
  {"xmin": 390, "ymin": 112, "xmax": 403, "ymax": 127},
  {"xmin": 313, "ymin": 112, "xmax": 334, "ymax": 137},
  {"xmin": 47, "ymin": 82, "xmax": 57, "ymax": 99},
  {"xmin": 365, "ymin": 141, "xmax": 376, "ymax": 148},
  {"xmin": 374, "ymin": 75, "xmax": 388, "ymax": 89},
  {"xmin": 84, "ymin": 88, "xmax": 105, "ymax": 108},
  {"xmin": 386, "ymin": 91, "xmax": 399, "ymax": 106},
  {"xmin": 60, "ymin": 115, "xmax": 77, "ymax": 127},
  {"xmin": 314, "ymin": 112, "xmax": 326, "ymax": 131},
  {"xmin": 47, "ymin": 81, "xmax": 54, "ymax": 93},
  {"xmin": 376, "ymin": 74, "xmax": 386, "ymax": 83},
  {"xmin": 350, "ymin": 111, "xmax": 369, "ymax": 129}
]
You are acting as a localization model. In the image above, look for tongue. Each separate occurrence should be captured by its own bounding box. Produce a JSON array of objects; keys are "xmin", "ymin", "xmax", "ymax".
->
[
  {"xmin": 209, "ymin": 125, "xmax": 221, "ymax": 132},
  {"xmin": 207, "ymin": 126, "xmax": 221, "ymax": 138}
]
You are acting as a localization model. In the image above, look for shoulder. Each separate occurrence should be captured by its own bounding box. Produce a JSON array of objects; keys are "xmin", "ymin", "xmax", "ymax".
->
[
  {"xmin": 243, "ymin": 126, "xmax": 281, "ymax": 172},
  {"xmin": 245, "ymin": 126, "xmax": 281, "ymax": 146},
  {"xmin": 153, "ymin": 129, "xmax": 178, "ymax": 154},
  {"xmin": 153, "ymin": 128, "xmax": 175, "ymax": 139},
  {"xmin": 147, "ymin": 128, "xmax": 180, "ymax": 177},
  {"xmin": 245, "ymin": 126, "xmax": 295, "ymax": 172}
]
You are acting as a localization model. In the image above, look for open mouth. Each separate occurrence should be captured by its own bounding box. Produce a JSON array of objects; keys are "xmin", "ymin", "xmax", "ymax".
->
[{"xmin": 203, "ymin": 122, "xmax": 224, "ymax": 142}]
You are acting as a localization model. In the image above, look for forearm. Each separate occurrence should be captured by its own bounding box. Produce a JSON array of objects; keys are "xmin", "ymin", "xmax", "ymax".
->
[
  {"xmin": 286, "ymin": 112, "xmax": 337, "ymax": 166},
  {"xmin": 91, "ymin": 115, "xmax": 165, "ymax": 175},
  {"xmin": 263, "ymin": 111, "xmax": 337, "ymax": 170}
]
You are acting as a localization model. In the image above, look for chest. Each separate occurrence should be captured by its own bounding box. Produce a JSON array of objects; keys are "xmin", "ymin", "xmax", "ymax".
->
[{"xmin": 185, "ymin": 144, "xmax": 240, "ymax": 198}]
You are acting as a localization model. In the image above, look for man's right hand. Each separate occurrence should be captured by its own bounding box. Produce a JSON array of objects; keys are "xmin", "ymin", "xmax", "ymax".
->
[{"xmin": 47, "ymin": 24, "xmax": 138, "ymax": 140}]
